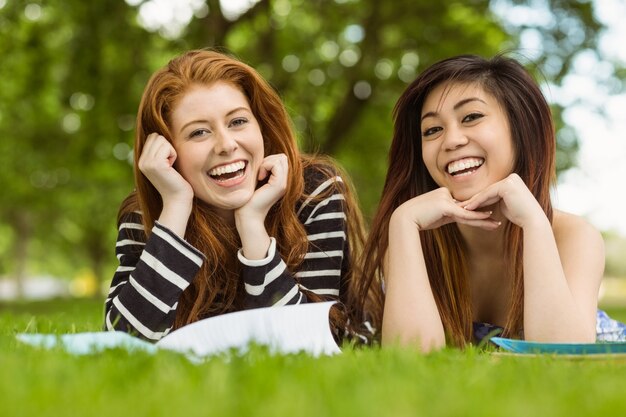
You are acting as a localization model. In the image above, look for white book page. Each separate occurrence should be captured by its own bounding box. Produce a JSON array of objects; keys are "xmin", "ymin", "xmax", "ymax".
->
[{"xmin": 157, "ymin": 301, "xmax": 341, "ymax": 357}]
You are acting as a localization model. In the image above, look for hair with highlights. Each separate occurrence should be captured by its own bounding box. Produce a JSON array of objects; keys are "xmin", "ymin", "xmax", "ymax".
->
[
  {"xmin": 360, "ymin": 54, "xmax": 555, "ymax": 346},
  {"xmin": 119, "ymin": 50, "xmax": 368, "ymax": 332}
]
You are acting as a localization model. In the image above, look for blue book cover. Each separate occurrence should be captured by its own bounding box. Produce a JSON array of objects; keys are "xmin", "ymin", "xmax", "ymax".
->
[{"xmin": 491, "ymin": 337, "xmax": 626, "ymax": 355}]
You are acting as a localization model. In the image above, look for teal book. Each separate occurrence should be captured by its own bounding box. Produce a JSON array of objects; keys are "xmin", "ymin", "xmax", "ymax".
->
[{"xmin": 491, "ymin": 337, "xmax": 626, "ymax": 355}]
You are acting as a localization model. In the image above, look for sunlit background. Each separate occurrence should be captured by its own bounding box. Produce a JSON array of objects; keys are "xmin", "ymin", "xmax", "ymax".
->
[{"xmin": 1, "ymin": 0, "xmax": 625, "ymax": 302}]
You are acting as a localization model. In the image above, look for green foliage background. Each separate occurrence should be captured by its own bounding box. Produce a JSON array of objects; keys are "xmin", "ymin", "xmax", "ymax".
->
[{"xmin": 0, "ymin": 0, "xmax": 623, "ymax": 291}]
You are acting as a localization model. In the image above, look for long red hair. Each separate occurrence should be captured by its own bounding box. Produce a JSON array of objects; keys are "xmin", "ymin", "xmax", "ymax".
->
[
  {"xmin": 360, "ymin": 55, "xmax": 556, "ymax": 346},
  {"xmin": 120, "ymin": 50, "xmax": 367, "ymax": 331}
]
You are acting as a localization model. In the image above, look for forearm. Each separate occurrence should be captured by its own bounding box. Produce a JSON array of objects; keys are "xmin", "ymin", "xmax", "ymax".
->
[
  {"xmin": 157, "ymin": 199, "xmax": 193, "ymax": 238},
  {"xmin": 235, "ymin": 213, "xmax": 272, "ymax": 260},
  {"xmin": 522, "ymin": 217, "xmax": 595, "ymax": 342},
  {"xmin": 105, "ymin": 220, "xmax": 204, "ymax": 341},
  {"xmin": 240, "ymin": 228, "xmax": 347, "ymax": 308},
  {"xmin": 382, "ymin": 214, "xmax": 445, "ymax": 351},
  {"xmin": 241, "ymin": 174, "xmax": 349, "ymax": 308},
  {"xmin": 240, "ymin": 237, "xmax": 308, "ymax": 308}
]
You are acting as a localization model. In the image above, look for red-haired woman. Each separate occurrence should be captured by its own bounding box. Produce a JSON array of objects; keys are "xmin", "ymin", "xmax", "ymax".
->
[
  {"xmin": 105, "ymin": 50, "xmax": 369, "ymax": 343},
  {"xmin": 360, "ymin": 54, "xmax": 625, "ymax": 351}
]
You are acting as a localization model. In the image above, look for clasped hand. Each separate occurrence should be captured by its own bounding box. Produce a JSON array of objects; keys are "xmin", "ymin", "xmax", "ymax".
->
[
  {"xmin": 235, "ymin": 153, "xmax": 288, "ymax": 222},
  {"xmin": 395, "ymin": 173, "xmax": 545, "ymax": 231}
]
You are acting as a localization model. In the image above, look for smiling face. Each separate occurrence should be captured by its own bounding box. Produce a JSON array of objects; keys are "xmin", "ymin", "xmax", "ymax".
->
[
  {"xmin": 170, "ymin": 81, "xmax": 264, "ymax": 218},
  {"xmin": 420, "ymin": 82, "xmax": 515, "ymax": 201}
]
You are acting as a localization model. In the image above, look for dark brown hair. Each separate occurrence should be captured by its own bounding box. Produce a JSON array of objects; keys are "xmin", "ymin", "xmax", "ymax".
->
[{"xmin": 360, "ymin": 54, "xmax": 556, "ymax": 346}]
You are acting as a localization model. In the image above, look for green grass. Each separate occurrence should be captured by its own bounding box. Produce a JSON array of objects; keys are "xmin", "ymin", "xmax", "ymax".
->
[{"xmin": 2, "ymin": 299, "xmax": 626, "ymax": 417}]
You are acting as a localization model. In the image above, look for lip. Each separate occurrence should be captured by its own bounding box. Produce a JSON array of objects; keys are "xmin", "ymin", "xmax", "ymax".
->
[{"xmin": 207, "ymin": 159, "xmax": 249, "ymax": 188}]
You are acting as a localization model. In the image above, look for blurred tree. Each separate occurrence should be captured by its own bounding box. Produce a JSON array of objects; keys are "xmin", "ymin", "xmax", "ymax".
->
[
  {"xmin": 0, "ymin": 0, "xmax": 166, "ymax": 296},
  {"xmin": 53, "ymin": 0, "xmax": 163, "ymax": 295},
  {"xmin": 0, "ymin": 0, "xmax": 620, "ymax": 297},
  {"xmin": 0, "ymin": 1, "xmax": 69, "ymax": 296},
  {"xmin": 173, "ymin": 0, "xmax": 611, "ymax": 215}
]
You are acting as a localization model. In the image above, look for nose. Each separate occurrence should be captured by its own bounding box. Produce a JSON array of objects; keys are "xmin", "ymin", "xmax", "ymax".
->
[
  {"xmin": 214, "ymin": 130, "xmax": 238, "ymax": 155},
  {"xmin": 442, "ymin": 125, "xmax": 468, "ymax": 151}
]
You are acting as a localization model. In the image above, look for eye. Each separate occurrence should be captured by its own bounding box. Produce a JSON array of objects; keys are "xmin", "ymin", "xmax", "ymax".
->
[
  {"xmin": 462, "ymin": 112, "xmax": 484, "ymax": 123},
  {"xmin": 189, "ymin": 128, "xmax": 210, "ymax": 139},
  {"xmin": 422, "ymin": 126, "xmax": 442, "ymax": 138},
  {"xmin": 230, "ymin": 117, "xmax": 248, "ymax": 128}
]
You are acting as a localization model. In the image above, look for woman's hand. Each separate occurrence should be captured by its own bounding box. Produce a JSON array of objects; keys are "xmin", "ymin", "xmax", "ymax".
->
[
  {"xmin": 138, "ymin": 133, "xmax": 194, "ymax": 237},
  {"xmin": 234, "ymin": 153, "xmax": 288, "ymax": 260},
  {"xmin": 392, "ymin": 187, "xmax": 500, "ymax": 231},
  {"xmin": 138, "ymin": 133, "xmax": 194, "ymax": 205},
  {"xmin": 236, "ymin": 153, "xmax": 288, "ymax": 222},
  {"xmin": 461, "ymin": 173, "xmax": 545, "ymax": 229}
]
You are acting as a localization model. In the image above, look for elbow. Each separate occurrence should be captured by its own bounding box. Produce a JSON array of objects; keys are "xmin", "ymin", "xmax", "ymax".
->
[
  {"xmin": 381, "ymin": 306, "xmax": 447, "ymax": 352},
  {"xmin": 577, "ymin": 325, "xmax": 597, "ymax": 344},
  {"xmin": 417, "ymin": 335, "xmax": 446, "ymax": 353},
  {"xmin": 567, "ymin": 317, "xmax": 598, "ymax": 343},
  {"xmin": 381, "ymin": 326, "xmax": 446, "ymax": 353},
  {"xmin": 525, "ymin": 325, "xmax": 596, "ymax": 344}
]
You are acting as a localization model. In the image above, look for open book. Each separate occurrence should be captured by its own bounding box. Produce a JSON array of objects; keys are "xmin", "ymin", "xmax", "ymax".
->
[{"xmin": 17, "ymin": 301, "xmax": 341, "ymax": 359}]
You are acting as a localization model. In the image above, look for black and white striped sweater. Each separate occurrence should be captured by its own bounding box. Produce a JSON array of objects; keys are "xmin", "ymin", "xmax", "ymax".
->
[{"xmin": 104, "ymin": 170, "xmax": 351, "ymax": 342}]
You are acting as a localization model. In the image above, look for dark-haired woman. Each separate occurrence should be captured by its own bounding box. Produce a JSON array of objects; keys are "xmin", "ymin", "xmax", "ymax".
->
[{"xmin": 361, "ymin": 54, "xmax": 625, "ymax": 351}]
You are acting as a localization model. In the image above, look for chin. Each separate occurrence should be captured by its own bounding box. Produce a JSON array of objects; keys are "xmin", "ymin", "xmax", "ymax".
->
[
  {"xmin": 197, "ymin": 190, "xmax": 255, "ymax": 212},
  {"xmin": 450, "ymin": 191, "xmax": 472, "ymax": 201},
  {"xmin": 222, "ymin": 190, "xmax": 256, "ymax": 210}
]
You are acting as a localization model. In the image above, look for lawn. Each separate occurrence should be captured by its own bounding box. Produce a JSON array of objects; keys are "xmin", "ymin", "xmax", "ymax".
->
[{"xmin": 1, "ymin": 298, "xmax": 625, "ymax": 417}]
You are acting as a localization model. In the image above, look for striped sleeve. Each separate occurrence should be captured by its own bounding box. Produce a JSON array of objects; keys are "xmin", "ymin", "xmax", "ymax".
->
[
  {"xmin": 240, "ymin": 171, "xmax": 348, "ymax": 309},
  {"xmin": 104, "ymin": 212, "xmax": 205, "ymax": 342}
]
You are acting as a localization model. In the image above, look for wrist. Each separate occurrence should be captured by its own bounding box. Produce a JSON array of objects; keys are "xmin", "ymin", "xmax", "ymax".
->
[
  {"xmin": 234, "ymin": 210, "xmax": 266, "ymax": 233},
  {"xmin": 239, "ymin": 229, "xmax": 272, "ymax": 260},
  {"xmin": 521, "ymin": 213, "xmax": 551, "ymax": 234},
  {"xmin": 238, "ymin": 237, "xmax": 276, "ymax": 265},
  {"xmin": 162, "ymin": 197, "xmax": 193, "ymax": 217},
  {"xmin": 235, "ymin": 212, "xmax": 271, "ymax": 260},
  {"xmin": 390, "ymin": 206, "xmax": 420, "ymax": 231},
  {"xmin": 158, "ymin": 201, "xmax": 192, "ymax": 238}
]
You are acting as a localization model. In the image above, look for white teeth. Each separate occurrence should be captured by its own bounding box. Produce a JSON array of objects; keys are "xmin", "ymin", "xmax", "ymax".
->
[
  {"xmin": 447, "ymin": 158, "xmax": 484, "ymax": 174},
  {"xmin": 209, "ymin": 161, "xmax": 245, "ymax": 177}
]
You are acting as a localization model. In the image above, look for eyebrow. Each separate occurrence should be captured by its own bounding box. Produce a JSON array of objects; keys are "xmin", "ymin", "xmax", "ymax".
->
[
  {"xmin": 420, "ymin": 97, "xmax": 487, "ymax": 122},
  {"xmin": 178, "ymin": 106, "xmax": 251, "ymax": 135}
]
